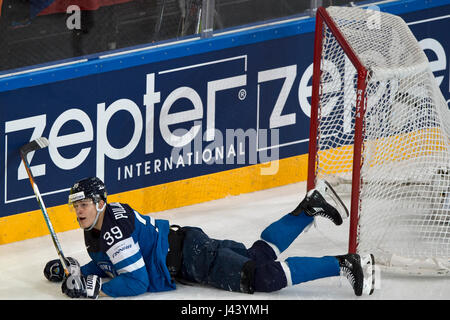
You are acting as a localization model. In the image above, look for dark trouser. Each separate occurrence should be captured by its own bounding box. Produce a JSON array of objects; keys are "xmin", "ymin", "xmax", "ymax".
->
[{"xmin": 179, "ymin": 227, "xmax": 287, "ymax": 293}]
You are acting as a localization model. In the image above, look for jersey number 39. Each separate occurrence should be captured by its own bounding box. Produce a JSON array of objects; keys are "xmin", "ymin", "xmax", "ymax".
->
[{"xmin": 104, "ymin": 226, "xmax": 123, "ymax": 245}]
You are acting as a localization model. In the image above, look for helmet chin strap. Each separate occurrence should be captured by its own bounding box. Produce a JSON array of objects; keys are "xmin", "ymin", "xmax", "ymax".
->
[{"xmin": 83, "ymin": 202, "xmax": 106, "ymax": 231}]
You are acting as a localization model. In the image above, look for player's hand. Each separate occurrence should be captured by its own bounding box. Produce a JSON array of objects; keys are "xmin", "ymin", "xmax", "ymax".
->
[
  {"xmin": 61, "ymin": 274, "xmax": 101, "ymax": 299},
  {"xmin": 43, "ymin": 257, "xmax": 80, "ymax": 282}
]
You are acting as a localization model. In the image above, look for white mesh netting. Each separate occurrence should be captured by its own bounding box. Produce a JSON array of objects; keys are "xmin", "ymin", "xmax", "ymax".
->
[{"xmin": 314, "ymin": 6, "xmax": 450, "ymax": 274}]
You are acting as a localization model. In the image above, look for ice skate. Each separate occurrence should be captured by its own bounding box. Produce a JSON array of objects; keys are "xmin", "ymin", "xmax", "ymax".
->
[
  {"xmin": 290, "ymin": 180, "xmax": 349, "ymax": 225},
  {"xmin": 336, "ymin": 253, "xmax": 375, "ymax": 296}
]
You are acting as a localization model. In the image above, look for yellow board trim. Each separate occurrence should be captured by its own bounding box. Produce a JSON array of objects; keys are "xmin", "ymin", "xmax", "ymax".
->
[{"xmin": 0, "ymin": 154, "xmax": 308, "ymax": 245}]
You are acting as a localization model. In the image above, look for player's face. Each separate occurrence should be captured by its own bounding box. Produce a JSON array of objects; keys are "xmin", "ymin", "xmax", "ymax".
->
[{"xmin": 73, "ymin": 199, "xmax": 97, "ymax": 229}]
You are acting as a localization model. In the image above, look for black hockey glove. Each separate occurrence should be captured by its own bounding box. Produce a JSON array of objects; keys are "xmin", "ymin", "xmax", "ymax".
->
[
  {"xmin": 43, "ymin": 257, "xmax": 80, "ymax": 282},
  {"xmin": 61, "ymin": 274, "xmax": 102, "ymax": 299}
]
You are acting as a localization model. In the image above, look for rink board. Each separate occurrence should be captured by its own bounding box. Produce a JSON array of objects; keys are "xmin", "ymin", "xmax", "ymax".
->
[{"xmin": 0, "ymin": 0, "xmax": 449, "ymax": 244}]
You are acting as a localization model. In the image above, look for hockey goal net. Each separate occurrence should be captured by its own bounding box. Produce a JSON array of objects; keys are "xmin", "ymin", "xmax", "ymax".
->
[{"xmin": 308, "ymin": 6, "xmax": 450, "ymax": 275}]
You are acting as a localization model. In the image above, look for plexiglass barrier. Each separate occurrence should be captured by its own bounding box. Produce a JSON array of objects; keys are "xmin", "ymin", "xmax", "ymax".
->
[{"xmin": 0, "ymin": 0, "xmax": 379, "ymax": 74}]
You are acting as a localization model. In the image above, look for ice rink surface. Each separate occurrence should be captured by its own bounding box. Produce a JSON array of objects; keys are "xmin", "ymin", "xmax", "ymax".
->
[{"xmin": 1, "ymin": 180, "xmax": 449, "ymax": 301}]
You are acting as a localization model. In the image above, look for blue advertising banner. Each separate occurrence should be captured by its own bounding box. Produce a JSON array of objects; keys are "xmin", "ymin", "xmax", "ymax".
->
[
  {"xmin": 404, "ymin": 5, "xmax": 450, "ymax": 99},
  {"xmin": 1, "ymin": 33, "xmax": 315, "ymax": 217},
  {"xmin": 0, "ymin": 0, "xmax": 449, "ymax": 228}
]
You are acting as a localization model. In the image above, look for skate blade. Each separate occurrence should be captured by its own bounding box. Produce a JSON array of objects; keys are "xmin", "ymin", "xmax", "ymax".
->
[
  {"xmin": 316, "ymin": 180, "xmax": 349, "ymax": 219},
  {"xmin": 361, "ymin": 254, "xmax": 376, "ymax": 295}
]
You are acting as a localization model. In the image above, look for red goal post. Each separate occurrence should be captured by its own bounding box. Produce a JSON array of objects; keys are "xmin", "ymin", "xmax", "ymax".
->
[{"xmin": 308, "ymin": 6, "xmax": 368, "ymax": 254}]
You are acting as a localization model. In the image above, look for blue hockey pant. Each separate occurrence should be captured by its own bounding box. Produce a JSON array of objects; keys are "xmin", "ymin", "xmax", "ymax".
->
[{"xmin": 179, "ymin": 211, "xmax": 340, "ymax": 293}]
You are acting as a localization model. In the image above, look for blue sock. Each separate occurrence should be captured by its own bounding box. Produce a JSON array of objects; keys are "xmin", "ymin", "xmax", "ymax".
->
[
  {"xmin": 285, "ymin": 256, "xmax": 340, "ymax": 285},
  {"xmin": 260, "ymin": 213, "xmax": 314, "ymax": 254}
]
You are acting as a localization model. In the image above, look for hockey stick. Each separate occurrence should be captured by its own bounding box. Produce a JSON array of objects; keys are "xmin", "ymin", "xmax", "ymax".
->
[{"xmin": 20, "ymin": 137, "xmax": 70, "ymax": 277}]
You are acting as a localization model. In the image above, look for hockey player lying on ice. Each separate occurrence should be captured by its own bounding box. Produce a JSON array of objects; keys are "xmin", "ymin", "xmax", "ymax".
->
[{"xmin": 44, "ymin": 177, "xmax": 375, "ymax": 298}]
